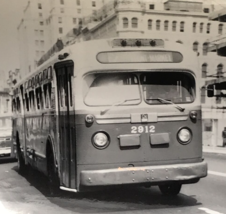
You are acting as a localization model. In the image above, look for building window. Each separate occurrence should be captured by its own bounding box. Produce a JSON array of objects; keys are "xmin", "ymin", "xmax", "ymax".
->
[
  {"xmin": 123, "ymin": 17, "xmax": 128, "ymax": 28},
  {"xmin": 207, "ymin": 23, "xmax": 211, "ymax": 34},
  {"xmin": 203, "ymin": 43, "xmax": 208, "ymax": 56},
  {"xmin": 59, "ymin": 27, "xmax": 63, "ymax": 34},
  {"xmin": 35, "ymin": 40, "xmax": 39, "ymax": 47},
  {"xmin": 77, "ymin": 0, "xmax": 80, "ymax": 6},
  {"xmin": 193, "ymin": 22, "xmax": 196, "ymax": 33},
  {"xmin": 180, "ymin": 21, "xmax": 184, "ymax": 32},
  {"xmin": 217, "ymin": 64, "xmax": 223, "ymax": 77},
  {"xmin": 40, "ymin": 30, "xmax": 44, "ymax": 36},
  {"xmin": 60, "ymin": 0, "xmax": 64, "ymax": 4},
  {"xmin": 219, "ymin": 24, "xmax": 223, "ymax": 34},
  {"xmin": 156, "ymin": 20, "xmax": 160, "ymax": 30},
  {"xmin": 58, "ymin": 17, "xmax": 62, "ymax": 23},
  {"xmin": 39, "ymin": 13, "xmax": 42, "ymax": 18},
  {"xmin": 149, "ymin": 4, "xmax": 155, "ymax": 9},
  {"xmin": 60, "ymin": 7, "xmax": 64, "ymax": 13},
  {"xmin": 203, "ymin": 119, "xmax": 212, "ymax": 131},
  {"xmin": 40, "ymin": 40, "xmax": 44, "ymax": 48},
  {"xmin": 78, "ymin": 18, "xmax": 82, "ymax": 25},
  {"xmin": 77, "ymin": 9, "xmax": 81, "ymax": 13},
  {"xmin": 164, "ymin": 20, "xmax": 169, "ymax": 31},
  {"xmin": 40, "ymin": 21, "xmax": 44, "ymax": 26},
  {"xmin": 148, "ymin": 19, "xmax": 152, "ymax": 30},
  {"xmin": 193, "ymin": 42, "xmax": 199, "ymax": 52},
  {"xmin": 92, "ymin": 1, "xmax": 96, "ymax": 7},
  {"xmin": 200, "ymin": 23, "xmax": 204, "ymax": 33},
  {"xmin": 73, "ymin": 18, "xmax": 77, "ymax": 24},
  {"xmin": 35, "ymin": 30, "xmax": 39, "ymax": 36},
  {"xmin": 202, "ymin": 63, "xmax": 208, "ymax": 78},
  {"xmin": 132, "ymin": 17, "xmax": 138, "ymax": 28},
  {"xmin": 36, "ymin": 51, "xmax": 40, "ymax": 58},
  {"xmin": 38, "ymin": 3, "xmax": 42, "ymax": 9},
  {"xmin": 176, "ymin": 40, "xmax": 183, "ymax": 44},
  {"xmin": 172, "ymin": 21, "xmax": 177, "ymax": 31},
  {"xmin": 204, "ymin": 8, "xmax": 209, "ymax": 13}
]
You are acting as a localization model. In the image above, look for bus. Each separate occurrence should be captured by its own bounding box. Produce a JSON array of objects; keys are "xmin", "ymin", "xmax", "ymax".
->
[{"xmin": 12, "ymin": 38, "xmax": 207, "ymax": 195}]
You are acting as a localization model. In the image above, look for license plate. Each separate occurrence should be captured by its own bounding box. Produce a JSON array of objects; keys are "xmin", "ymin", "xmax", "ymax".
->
[{"xmin": 131, "ymin": 125, "xmax": 155, "ymax": 134}]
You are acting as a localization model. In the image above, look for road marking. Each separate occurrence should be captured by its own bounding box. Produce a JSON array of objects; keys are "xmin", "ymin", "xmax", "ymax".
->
[
  {"xmin": 208, "ymin": 170, "xmax": 226, "ymax": 178},
  {"xmin": 199, "ymin": 207, "xmax": 223, "ymax": 214},
  {"xmin": 0, "ymin": 201, "xmax": 17, "ymax": 214}
]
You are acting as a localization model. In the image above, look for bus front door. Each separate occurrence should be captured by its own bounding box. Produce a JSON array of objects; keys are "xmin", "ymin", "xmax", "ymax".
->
[{"xmin": 55, "ymin": 61, "xmax": 77, "ymax": 189}]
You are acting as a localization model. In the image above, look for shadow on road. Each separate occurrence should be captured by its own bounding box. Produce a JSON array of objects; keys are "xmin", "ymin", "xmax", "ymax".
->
[
  {"xmin": 0, "ymin": 156, "xmax": 17, "ymax": 164},
  {"xmin": 12, "ymin": 166, "xmax": 201, "ymax": 213}
]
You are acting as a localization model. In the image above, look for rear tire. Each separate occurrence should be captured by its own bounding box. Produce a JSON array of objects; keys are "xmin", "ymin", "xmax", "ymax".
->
[{"xmin": 159, "ymin": 184, "xmax": 182, "ymax": 196}]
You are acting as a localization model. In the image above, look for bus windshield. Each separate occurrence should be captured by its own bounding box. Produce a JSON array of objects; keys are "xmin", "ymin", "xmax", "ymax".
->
[
  {"xmin": 84, "ymin": 71, "xmax": 195, "ymax": 106},
  {"xmin": 84, "ymin": 73, "xmax": 141, "ymax": 106}
]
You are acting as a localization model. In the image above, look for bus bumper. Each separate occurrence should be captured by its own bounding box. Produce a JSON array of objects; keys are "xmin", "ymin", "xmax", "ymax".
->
[{"xmin": 80, "ymin": 161, "xmax": 207, "ymax": 186}]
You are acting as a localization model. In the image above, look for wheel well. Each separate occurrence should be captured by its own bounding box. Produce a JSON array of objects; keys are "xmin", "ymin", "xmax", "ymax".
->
[{"xmin": 46, "ymin": 138, "xmax": 56, "ymax": 167}]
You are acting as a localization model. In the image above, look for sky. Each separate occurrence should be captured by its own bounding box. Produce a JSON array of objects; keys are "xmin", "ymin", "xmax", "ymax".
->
[{"xmin": 0, "ymin": 0, "xmax": 226, "ymax": 79}]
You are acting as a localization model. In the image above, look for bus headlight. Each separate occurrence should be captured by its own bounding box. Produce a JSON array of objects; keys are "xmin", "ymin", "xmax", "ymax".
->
[
  {"xmin": 177, "ymin": 128, "xmax": 192, "ymax": 144},
  {"xmin": 92, "ymin": 132, "xmax": 110, "ymax": 149}
]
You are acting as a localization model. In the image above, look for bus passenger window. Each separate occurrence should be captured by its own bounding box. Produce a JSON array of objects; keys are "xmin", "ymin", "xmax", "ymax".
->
[
  {"xmin": 16, "ymin": 97, "xmax": 21, "ymax": 113},
  {"xmin": 35, "ymin": 87, "xmax": 43, "ymax": 110},
  {"xmin": 44, "ymin": 83, "xmax": 52, "ymax": 108},
  {"xmin": 29, "ymin": 90, "xmax": 35, "ymax": 111},
  {"xmin": 25, "ymin": 93, "xmax": 29, "ymax": 112}
]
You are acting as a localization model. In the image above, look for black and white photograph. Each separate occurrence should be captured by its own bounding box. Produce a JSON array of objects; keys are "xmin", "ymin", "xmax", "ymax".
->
[{"xmin": 0, "ymin": 0, "xmax": 226, "ymax": 213}]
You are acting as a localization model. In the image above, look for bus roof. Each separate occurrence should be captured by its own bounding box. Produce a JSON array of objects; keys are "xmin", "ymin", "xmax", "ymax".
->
[{"xmin": 14, "ymin": 38, "xmax": 198, "ymax": 89}]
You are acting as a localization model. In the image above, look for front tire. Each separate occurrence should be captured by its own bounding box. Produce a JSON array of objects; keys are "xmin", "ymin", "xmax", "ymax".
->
[{"xmin": 159, "ymin": 184, "xmax": 182, "ymax": 196}]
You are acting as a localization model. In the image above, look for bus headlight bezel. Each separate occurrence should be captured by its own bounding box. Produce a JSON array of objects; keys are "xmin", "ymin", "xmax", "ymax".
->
[
  {"xmin": 177, "ymin": 127, "xmax": 192, "ymax": 145},
  {"xmin": 92, "ymin": 132, "xmax": 110, "ymax": 149}
]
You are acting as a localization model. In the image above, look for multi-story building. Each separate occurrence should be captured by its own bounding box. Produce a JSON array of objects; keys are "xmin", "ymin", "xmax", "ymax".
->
[{"xmin": 18, "ymin": 0, "xmax": 105, "ymax": 78}]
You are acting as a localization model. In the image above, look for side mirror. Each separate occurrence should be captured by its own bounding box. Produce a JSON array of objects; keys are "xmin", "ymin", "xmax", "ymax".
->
[{"xmin": 207, "ymin": 85, "xmax": 214, "ymax": 97}]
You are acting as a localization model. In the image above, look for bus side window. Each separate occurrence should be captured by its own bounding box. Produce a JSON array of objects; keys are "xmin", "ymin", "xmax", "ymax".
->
[
  {"xmin": 16, "ymin": 97, "xmax": 21, "ymax": 113},
  {"xmin": 44, "ymin": 82, "xmax": 52, "ymax": 109},
  {"xmin": 12, "ymin": 99, "xmax": 16, "ymax": 113},
  {"xmin": 35, "ymin": 87, "xmax": 44, "ymax": 110},
  {"xmin": 25, "ymin": 93, "xmax": 29, "ymax": 112},
  {"xmin": 29, "ymin": 90, "xmax": 35, "ymax": 111}
]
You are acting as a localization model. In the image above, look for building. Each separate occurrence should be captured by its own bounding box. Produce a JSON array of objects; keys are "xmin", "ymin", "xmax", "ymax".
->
[{"xmin": 18, "ymin": 0, "xmax": 105, "ymax": 78}]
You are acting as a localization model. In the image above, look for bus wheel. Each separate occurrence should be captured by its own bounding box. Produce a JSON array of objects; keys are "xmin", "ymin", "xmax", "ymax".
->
[
  {"xmin": 47, "ymin": 147, "xmax": 60, "ymax": 194},
  {"xmin": 16, "ymin": 143, "xmax": 26, "ymax": 174},
  {"xmin": 158, "ymin": 184, "xmax": 182, "ymax": 196}
]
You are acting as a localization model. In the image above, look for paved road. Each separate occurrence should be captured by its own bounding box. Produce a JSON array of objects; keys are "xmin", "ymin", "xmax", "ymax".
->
[{"xmin": 0, "ymin": 154, "xmax": 225, "ymax": 214}]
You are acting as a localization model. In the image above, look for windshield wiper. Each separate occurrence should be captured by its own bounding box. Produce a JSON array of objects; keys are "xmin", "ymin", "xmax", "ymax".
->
[
  {"xmin": 146, "ymin": 97, "xmax": 185, "ymax": 112},
  {"xmin": 100, "ymin": 98, "xmax": 140, "ymax": 115}
]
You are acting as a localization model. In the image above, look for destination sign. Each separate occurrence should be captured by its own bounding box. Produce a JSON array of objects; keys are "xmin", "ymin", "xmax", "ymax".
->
[{"xmin": 97, "ymin": 51, "xmax": 183, "ymax": 63}]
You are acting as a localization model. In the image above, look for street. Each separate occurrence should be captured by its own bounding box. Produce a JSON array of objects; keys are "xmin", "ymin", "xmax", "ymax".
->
[{"xmin": 0, "ymin": 153, "xmax": 225, "ymax": 214}]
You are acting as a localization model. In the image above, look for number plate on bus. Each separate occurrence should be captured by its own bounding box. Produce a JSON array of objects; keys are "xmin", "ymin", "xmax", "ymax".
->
[{"xmin": 131, "ymin": 125, "xmax": 155, "ymax": 134}]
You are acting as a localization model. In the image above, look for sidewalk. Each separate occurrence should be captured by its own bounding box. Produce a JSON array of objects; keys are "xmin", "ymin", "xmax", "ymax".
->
[{"xmin": 203, "ymin": 145, "xmax": 226, "ymax": 154}]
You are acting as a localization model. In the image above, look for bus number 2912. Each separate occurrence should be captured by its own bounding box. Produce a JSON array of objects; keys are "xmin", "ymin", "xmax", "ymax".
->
[{"xmin": 131, "ymin": 126, "xmax": 155, "ymax": 134}]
